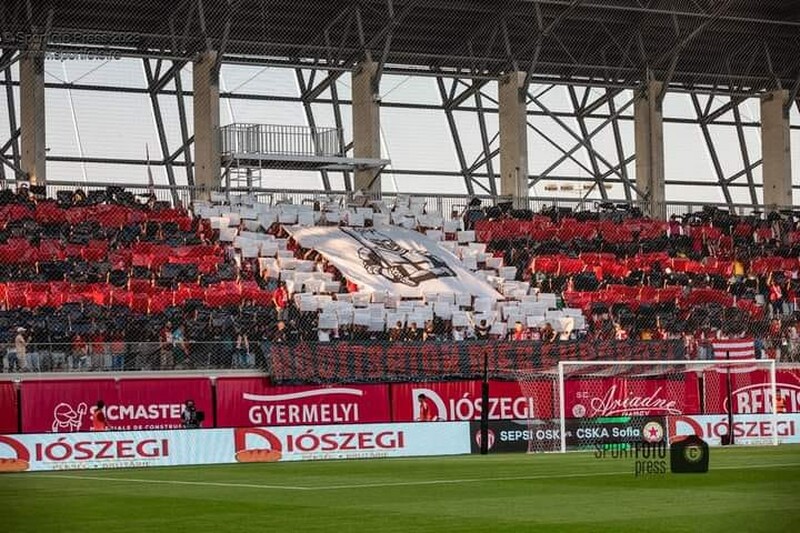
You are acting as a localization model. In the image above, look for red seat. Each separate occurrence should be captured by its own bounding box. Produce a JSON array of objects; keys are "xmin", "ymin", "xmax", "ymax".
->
[
  {"xmin": 129, "ymin": 279, "xmax": 154, "ymax": 294},
  {"xmin": 149, "ymin": 292, "xmax": 173, "ymax": 313}
]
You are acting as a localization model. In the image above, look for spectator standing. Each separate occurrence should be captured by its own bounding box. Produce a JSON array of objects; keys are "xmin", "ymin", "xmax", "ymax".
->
[
  {"xmin": 389, "ymin": 321, "xmax": 405, "ymax": 342},
  {"xmin": 786, "ymin": 322, "xmax": 799, "ymax": 362},
  {"xmin": 541, "ymin": 323, "xmax": 556, "ymax": 343},
  {"xmin": 510, "ymin": 321, "xmax": 528, "ymax": 341},
  {"xmin": 181, "ymin": 399, "xmax": 200, "ymax": 429},
  {"xmin": 406, "ymin": 322, "xmax": 424, "ymax": 341},
  {"xmin": 72, "ymin": 333, "xmax": 89, "ymax": 370},
  {"xmin": 159, "ymin": 321, "xmax": 173, "ymax": 369},
  {"xmin": 272, "ymin": 321, "xmax": 288, "ymax": 343},
  {"xmin": 14, "ymin": 327, "xmax": 27, "ymax": 372},
  {"xmin": 109, "ymin": 331, "xmax": 126, "ymax": 371},
  {"xmin": 235, "ymin": 331, "xmax": 251, "ymax": 367},
  {"xmin": 768, "ymin": 276, "xmax": 784, "ymax": 317},
  {"xmin": 273, "ymin": 282, "xmax": 289, "ymax": 320},
  {"xmin": 172, "ymin": 324, "xmax": 189, "ymax": 368},
  {"xmin": 88, "ymin": 324, "xmax": 106, "ymax": 371},
  {"xmin": 474, "ymin": 319, "xmax": 490, "ymax": 340},
  {"xmin": 424, "ymin": 322, "xmax": 437, "ymax": 342}
]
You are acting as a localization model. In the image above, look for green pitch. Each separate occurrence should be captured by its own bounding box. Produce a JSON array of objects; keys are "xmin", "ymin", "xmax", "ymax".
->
[{"xmin": 4, "ymin": 446, "xmax": 799, "ymax": 532}]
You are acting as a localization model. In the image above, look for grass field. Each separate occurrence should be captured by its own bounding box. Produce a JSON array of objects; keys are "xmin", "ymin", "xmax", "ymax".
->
[{"xmin": 3, "ymin": 446, "xmax": 799, "ymax": 532}]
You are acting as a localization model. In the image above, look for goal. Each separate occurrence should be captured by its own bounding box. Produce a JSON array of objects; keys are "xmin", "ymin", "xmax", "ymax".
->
[{"xmin": 551, "ymin": 360, "xmax": 779, "ymax": 452}]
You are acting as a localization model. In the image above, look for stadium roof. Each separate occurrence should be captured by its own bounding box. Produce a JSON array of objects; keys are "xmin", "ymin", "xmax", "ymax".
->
[{"xmin": 3, "ymin": 0, "xmax": 800, "ymax": 95}]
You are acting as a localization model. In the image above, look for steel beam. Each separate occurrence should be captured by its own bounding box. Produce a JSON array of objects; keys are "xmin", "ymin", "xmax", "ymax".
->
[
  {"xmin": 474, "ymin": 90, "xmax": 497, "ymax": 196},
  {"xmin": 3, "ymin": 67, "xmax": 20, "ymax": 179},
  {"xmin": 143, "ymin": 59, "xmax": 179, "ymax": 205},
  {"xmin": 436, "ymin": 77, "xmax": 475, "ymax": 196},
  {"xmin": 533, "ymin": 92, "xmax": 636, "ymax": 182},
  {"xmin": 690, "ymin": 92, "xmax": 733, "ymax": 207},
  {"xmin": 173, "ymin": 64, "xmax": 194, "ymax": 186},
  {"xmin": 296, "ymin": 68, "xmax": 332, "ymax": 191},
  {"xmin": 731, "ymin": 103, "xmax": 758, "ymax": 205},
  {"xmin": 606, "ymin": 88, "xmax": 632, "ymax": 201},
  {"xmin": 328, "ymin": 70, "xmax": 352, "ymax": 191},
  {"xmin": 568, "ymin": 85, "xmax": 606, "ymax": 199}
]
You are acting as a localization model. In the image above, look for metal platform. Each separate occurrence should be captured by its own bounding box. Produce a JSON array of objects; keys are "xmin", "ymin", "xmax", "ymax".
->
[
  {"xmin": 222, "ymin": 152, "xmax": 390, "ymax": 172},
  {"xmin": 219, "ymin": 123, "xmax": 389, "ymax": 189}
]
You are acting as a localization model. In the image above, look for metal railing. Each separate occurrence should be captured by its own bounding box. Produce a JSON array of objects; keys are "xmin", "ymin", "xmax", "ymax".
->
[
  {"xmin": 2, "ymin": 179, "xmax": 795, "ymax": 220},
  {"xmin": 220, "ymin": 123, "xmax": 342, "ymax": 157}
]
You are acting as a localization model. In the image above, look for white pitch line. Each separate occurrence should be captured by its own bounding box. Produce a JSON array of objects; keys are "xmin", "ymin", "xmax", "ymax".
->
[
  {"xmin": 709, "ymin": 462, "xmax": 800, "ymax": 471},
  {"xmin": 314, "ymin": 470, "xmax": 633, "ymax": 490},
  {"xmin": 35, "ymin": 474, "xmax": 311, "ymax": 491},
  {"xmin": 32, "ymin": 461, "xmax": 800, "ymax": 493},
  {"xmin": 312, "ymin": 461, "xmax": 800, "ymax": 491}
]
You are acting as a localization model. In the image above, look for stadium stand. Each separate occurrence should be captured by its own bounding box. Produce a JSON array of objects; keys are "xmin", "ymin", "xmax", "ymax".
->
[{"xmin": 1, "ymin": 185, "xmax": 799, "ymax": 373}]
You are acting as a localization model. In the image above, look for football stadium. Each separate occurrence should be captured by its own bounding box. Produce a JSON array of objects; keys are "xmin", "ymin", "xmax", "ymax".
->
[{"xmin": 1, "ymin": 1, "xmax": 799, "ymax": 531}]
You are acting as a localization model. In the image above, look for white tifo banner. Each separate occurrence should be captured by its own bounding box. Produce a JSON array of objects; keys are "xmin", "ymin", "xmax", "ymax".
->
[
  {"xmin": 668, "ymin": 414, "xmax": 800, "ymax": 446},
  {"xmin": 287, "ymin": 226, "xmax": 502, "ymax": 299},
  {"xmin": 0, "ymin": 422, "xmax": 470, "ymax": 473}
]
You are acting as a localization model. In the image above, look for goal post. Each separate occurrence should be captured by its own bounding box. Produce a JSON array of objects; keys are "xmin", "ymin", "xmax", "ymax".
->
[{"xmin": 554, "ymin": 359, "xmax": 779, "ymax": 453}]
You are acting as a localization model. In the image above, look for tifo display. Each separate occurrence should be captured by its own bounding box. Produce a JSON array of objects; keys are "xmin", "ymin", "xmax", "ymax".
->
[{"xmin": 1, "ymin": 190, "xmax": 798, "ymax": 376}]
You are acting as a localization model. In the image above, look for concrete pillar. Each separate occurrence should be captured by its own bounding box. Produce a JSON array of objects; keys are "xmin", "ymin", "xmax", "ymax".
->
[
  {"xmin": 760, "ymin": 90, "xmax": 792, "ymax": 210},
  {"xmin": 634, "ymin": 80, "xmax": 665, "ymax": 220},
  {"xmin": 193, "ymin": 51, "xmax": 220, "ymax": 197},
  {"xmin": 498, "ymin": 71, "xmax": 528, "ymax": 204},
  {"xmin": 19, "ymin": 48, "xmax": 46, "ymax": 184},
  {"xmin": 352, "ymin": 61, "xmax": 381, "ymax": 195}
]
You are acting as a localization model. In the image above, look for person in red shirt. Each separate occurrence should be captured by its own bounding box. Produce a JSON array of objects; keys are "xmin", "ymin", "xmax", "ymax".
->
[
  {"xmin": 510, "ymin": 321, "xmax": 528, "ymax": 341},
  {"xmin": 91, "ymin": 400, "xmax": 109, "ymax": 431},
  {"xmin": 273, "ymin": 282, "xmax": 289, "ymax": 319},
  {"xmin": 769, "ymin": 279, "xmax": 783, "ymax": 316},
  {"xmin": 417, "ymin": 394, "xmax": 436, "ymax": 421}
]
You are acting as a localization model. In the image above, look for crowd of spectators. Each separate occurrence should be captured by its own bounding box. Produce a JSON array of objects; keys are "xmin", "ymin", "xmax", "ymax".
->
[{"xmin": 1, "ymin": 185, "xmax": 799, "ymax": 373}]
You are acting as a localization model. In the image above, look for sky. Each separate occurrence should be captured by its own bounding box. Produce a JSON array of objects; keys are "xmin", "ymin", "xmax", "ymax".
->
[{"xmin": 0, "ymin": 56, "xmax": 798, "ymax": 209}]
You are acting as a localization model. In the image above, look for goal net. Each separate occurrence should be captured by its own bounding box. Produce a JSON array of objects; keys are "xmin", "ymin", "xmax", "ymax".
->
[{"xmin": 525, "ymin": 359, "xmax": 780, "ymax": 452}]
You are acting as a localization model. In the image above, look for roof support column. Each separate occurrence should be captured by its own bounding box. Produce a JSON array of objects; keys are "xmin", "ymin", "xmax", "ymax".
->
[
  {"xmin": 20, "ymin": 47, "xmax": 46, "ymax": 184},
  {"xmin": 193, "ymin": 50, "xmax": 220, "ymax": 199},
  {"xmin": 498, "ymin": 71, "xmax": 528, "ymax": 207},
  {"xmin": 760, "ymin": 89, "xmax": 792, "ymax": 210},
  {"xmin": 352, "ymin": 61, "xmax": 381, "ymax": 196},
  {"xmin": 634, "ymin": 80, "xmax": 665, "ymax": 220}
]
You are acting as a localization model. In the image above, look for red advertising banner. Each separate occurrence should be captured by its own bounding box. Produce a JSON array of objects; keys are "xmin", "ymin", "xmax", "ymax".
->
[
  {"xmin": 563, "ymin": 375, "xmax": 701, "ymax": 419},
  {"xmin": 391, "ymin": 380, "xmax": 554, "ymax": 422},
  {"xmin": 0, "ymin": 381, "xmax": 18, "ymax": 434},
  {"xmin": 214, "ymin": 378, "xmax": 391, "ymax": 427},
  {"xmin": 703, "ymin": 368, "xmax": 800, "ymax": 414},
  {"xmin": 21, "ymin": 378, "xmax": 212, "ymax": 433}
]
